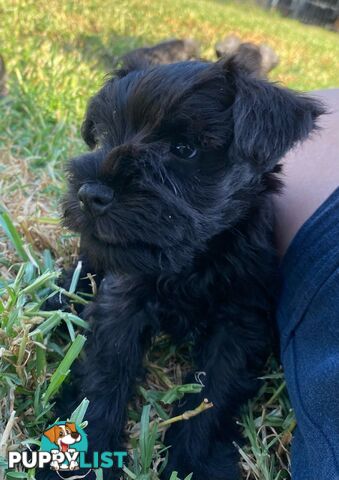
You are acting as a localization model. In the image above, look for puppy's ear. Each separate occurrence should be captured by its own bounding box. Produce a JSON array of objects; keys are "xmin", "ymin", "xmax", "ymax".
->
[
  {"xmin": 65, "ymin": 422, "xmax": 77, "ymax": 433},
  {"xmin": 43, "ymin": 426, "xmax": 58, "ymax": 444},
  {"xmin": 226, "ymin": 62, "xmax": 325, "ymax": 171},
  {"xmin": 81, "ymin": 52, "xmax": 151, "ymax": 149},
  {"xmin": 116, "ymin": 51, "xmax": 151, "ymax": 78}
]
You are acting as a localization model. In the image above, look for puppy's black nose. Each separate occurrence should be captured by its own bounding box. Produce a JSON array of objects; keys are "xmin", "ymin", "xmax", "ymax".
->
[{"xmin": 78, "ymin": 183, "xmax": 113, "ymax": 216}]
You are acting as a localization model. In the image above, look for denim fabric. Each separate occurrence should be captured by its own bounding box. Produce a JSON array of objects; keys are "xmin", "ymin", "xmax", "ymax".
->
[{"xmin": 277, "ymin": 187, "xmax": 339, "ymax": 480}]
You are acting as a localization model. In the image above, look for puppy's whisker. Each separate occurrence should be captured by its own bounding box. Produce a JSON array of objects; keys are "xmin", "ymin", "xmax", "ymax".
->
[{"xmin": 166, "ymin": 175, "xmax": 179, "ymax": 196}]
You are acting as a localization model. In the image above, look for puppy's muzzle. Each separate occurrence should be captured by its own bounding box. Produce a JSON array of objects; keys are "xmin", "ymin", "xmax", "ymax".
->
[{"xmin": 78, "ymin": 183, "xmax": 114, "ymax": 216}]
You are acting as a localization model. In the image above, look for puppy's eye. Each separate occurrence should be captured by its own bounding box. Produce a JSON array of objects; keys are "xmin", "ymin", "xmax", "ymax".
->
[
  {"xmin": 59, "ymin": 432, "xmax": 64, "ymax": 437},
  {"xmin": 172, "ymin": 143, "xmax": 197, "ymax": 159}
]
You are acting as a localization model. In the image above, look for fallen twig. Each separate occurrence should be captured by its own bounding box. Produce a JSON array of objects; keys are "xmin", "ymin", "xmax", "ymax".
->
[{"xmin": 158, "ymin": 398, "xmax": 214, "ymax": 428}]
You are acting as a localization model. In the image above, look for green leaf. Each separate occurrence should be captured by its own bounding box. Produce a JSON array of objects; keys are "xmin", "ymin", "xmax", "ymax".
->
[
  {"xmin": 6, "ymin": 472, "xmax": 29, "ymax": 479},
  {"xmin": 69, "ymin": 260, "xmax": 83, "ymax": 293},
  {"xmin": 35, "ymin": 332, "xmax": 47, "ymax": 382},
  {"xmin": 94, "ymin": 467, "xmax": 103, "ymax": 480},
  {"xmin": 123, "ymin": 466, "xmax": 137, "ymax": 479},
  {"xmin": 20, "ymin": 271, "xmax": 58, "ymax": 296},
  {"xmin": 28, "ymin": 312, "xmax": 62, "ymax": 337},
  {"xmin": 43, "ymin": 334, "xmax": 86, "ymax": 404},
  {"xmin": 0, "ymin": 207, "xmax": 29, "ymax": 262},
  {"xmin": 160, "ymin": 384, "xmax": 202, "ymax": 404},
  {"xmin": 69, "ymin": 398, "xmax": 90, "ymax": 424},
  {"xmin": 139, "ymin": 405, "xmax": 159, "ymax": 474}
]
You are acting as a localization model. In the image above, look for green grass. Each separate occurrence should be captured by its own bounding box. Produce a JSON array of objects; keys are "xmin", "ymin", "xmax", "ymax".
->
[{"xmin": 0, "ymin": 0, "xmax": 337, "ymax": 479}]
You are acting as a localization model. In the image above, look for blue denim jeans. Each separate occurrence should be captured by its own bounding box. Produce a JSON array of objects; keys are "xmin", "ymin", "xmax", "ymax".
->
[{"xmin": 277, "ymin": 187, "xmax": 339, "ymax": 479}]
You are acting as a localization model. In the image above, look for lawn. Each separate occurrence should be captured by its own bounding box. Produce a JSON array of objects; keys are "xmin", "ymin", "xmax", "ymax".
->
[{"xmin": 0, "ymin": 0, "xmax": 338, "ymax": 479}]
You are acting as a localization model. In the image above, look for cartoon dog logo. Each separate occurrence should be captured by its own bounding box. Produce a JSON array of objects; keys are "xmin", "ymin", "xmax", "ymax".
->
[{"xmin": 43, "ymin": 422, "xmax": 82, "ymax": 471}]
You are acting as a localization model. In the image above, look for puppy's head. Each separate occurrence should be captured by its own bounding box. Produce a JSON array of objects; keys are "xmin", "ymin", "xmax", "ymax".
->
[
  {"xmin": 44, "ymin": 423, "xmax": 81, "ymax": 452},
  {"xmin": 64, "ymin": 59, "xmax": 324, "ymax": 274}
]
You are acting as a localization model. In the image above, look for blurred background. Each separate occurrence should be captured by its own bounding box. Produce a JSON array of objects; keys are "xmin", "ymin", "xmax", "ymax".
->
[
  {"xmin": 259, "ymin": 0, "xmax": 339, "ymax": 28},
  {"xmin": 0, "ymin": 2, "xmax": 338, "ymax": 480}
]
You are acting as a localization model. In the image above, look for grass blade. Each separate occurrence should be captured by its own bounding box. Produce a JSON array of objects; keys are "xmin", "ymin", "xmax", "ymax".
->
[
  {"xmin": 69, "ymin": 260, "xmax": 82, "ymax": 293},
  {"xmin": 69, "ymin": 398, "xmax": 90, "ymax": 424},
  {"xmin": 43, "ymin": 334, "xmax": 86, "ymax": 404},
  {"xmin": 0, "ymin": 208, "xmax": 29, "ymax": 261}
]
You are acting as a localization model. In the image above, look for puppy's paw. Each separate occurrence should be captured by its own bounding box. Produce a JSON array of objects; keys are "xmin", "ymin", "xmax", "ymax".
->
[
  {"xmin": 42, "ymin": 292, "xmax": 86, "ymax": 316},
  {"xmin": 43, "ymin": 291, "xmax": 70, "ymax": 312}
]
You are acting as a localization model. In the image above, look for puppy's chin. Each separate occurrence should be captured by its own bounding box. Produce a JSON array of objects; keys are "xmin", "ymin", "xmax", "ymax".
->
[{"xmin": 80, "ymin": 234, "xmax": 198, "ymax": 275}]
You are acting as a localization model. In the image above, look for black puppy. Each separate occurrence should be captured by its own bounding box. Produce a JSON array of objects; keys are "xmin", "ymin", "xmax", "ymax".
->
[{"xmin": 54, "ymin": 56, "xmax": 323, "ymax": 480}]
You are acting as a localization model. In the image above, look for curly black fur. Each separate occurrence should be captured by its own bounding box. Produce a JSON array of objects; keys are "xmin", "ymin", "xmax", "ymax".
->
[{"xmin": 45, "ymin": 56, "xmax": 324, "ymax": 480}]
